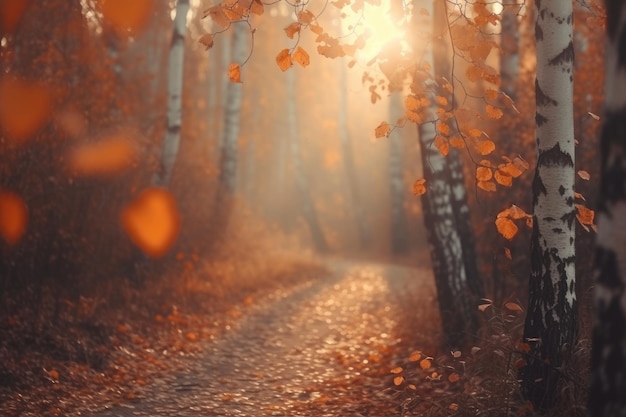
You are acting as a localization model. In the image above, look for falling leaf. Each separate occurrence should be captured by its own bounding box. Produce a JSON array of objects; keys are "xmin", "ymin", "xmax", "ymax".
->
[
  {"xmin": 413, "ymin": 178, "xmax": 427, "ymax": 196},
  {"xmin": 199, "ymin": 33, "xmax": 214, "ymax": 50},
  {"xmin": 504, "ymin": 302, "xmax": 523, "ymax": 312},
  {"xmin": 390, "ymin": 367, "xmax": 403, "ymax": 374},
  {"xmin": 576, "ymin": 204, "xmax": 595, "ymax": 230},
  {"xmin": 495, "ymin": 217, "xmax": 518, "ymax": 240},
  {"xmin": 393, "ymin": 376, "xmax": 404, "ymax": 386},
  {"xmin": 419, "ymin": 358, "xmax": 432, "ymax": 370},
  {"xmin": 121, "ymin": 188, "xmax": 181, "ymax": 258},
  {"xmin": 276, "ymin": 48, "xmax": 292, "ymax": 71},
  {"xmin": 292, "ymin": 46, "xmax": 310, "ymax": 67},
  {"xmin": 0, "ymin": 76, "xmax": 52, "ymax": 142},
  {"xmin": 448, "ymin": 373, "xmax": 461, "ymax": 383},
  {"xmin": 67, "ymin": 134, "xmax": 137, "ymax": 176},
  {"xmin": 284, "ymin": 22, "xmax": 300, "ymax": 38},
  {"xmin": 0, "ymin": 191, "xmax": 28, "ymax": 245},
  {"xmin": 588, "ymin": 111, "xmax": 600, "ymax": 121},
  {"xmin": 374, "ymin": 121, "xmax": 391, "ymax": 138},
  {"xmin": 228, "ymin": 63, "xmax": 242, "ymax": 83},
  {"xmin": 101, "ymin": 0, "xmax": 154, "ymax": 36},
  {"xmin": 577, "ymin": 170, "xmax": 590, "ymax": 180}
]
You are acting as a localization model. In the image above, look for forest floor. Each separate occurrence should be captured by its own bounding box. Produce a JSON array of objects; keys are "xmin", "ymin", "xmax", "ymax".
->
[{"xmin": 0, "ymin": 257, "xmax": 441, "ymax": 417}]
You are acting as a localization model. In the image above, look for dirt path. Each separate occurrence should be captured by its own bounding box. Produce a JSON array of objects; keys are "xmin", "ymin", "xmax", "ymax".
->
[{"xmin": 81, "ymin": 260, "xmax": 437, "ymax": 417}]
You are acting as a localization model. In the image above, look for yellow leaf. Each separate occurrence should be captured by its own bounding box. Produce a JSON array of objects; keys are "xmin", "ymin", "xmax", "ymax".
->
[
  {"xmin": 476, "ymin": 139, "xmax": 495, "ymax": 155},
  {"xmin": 419, "ymin": 358, "xmax": 432, "ymax": 370},
  {"xmin": 476, "ymin": 166, "xmax": 492, "ymax": 181},
  {"xmin": 495, "ymin": 217, "xmax": 518, "ymax": 240},
  {"xmin": 292, "ymin": 46, "xmax": 310, "ymax": 67},
  {"xmin": 375, "ymin": 121, "xmax": 391, "ymax": 138},
  {"xmin": 577, "ymin": 170, "xmax": 590, "ymax": 180},
  {"xmin": 228, "ymin": 63, "xmax": 242, "ymax": 83},
  {"xmin": 478, "ymin": 181, "xmax": 496, "ymax": 192},
  {"xmin": 276, "ymin": 48, "xmax": 292, "ymax": 71},
  {"xmin": 393, "ymin": 376, "xmax": 404, "ymax": 386},
  {"xmin": 413, "ymin": 178, "xmax": 427, "ymax": 195},
  {"xmin": 0, "ymin": 191, "xmax": 28, "ymax": 245},
  {"xmin": 121, "ymin": 188, "xmax": 181, "ymax": 258},
  {"xmin": 198, "ymin": 33, "xmax": 214, "ymax": 50},
  {"xmin": 390, "ymin": 367, "xmax": 403, "ymax": 374},
  {"xmin": 284, "ymin": 22, "xmax": 300, "ymax": 39},
  {"xmin": 485, "ymin": 104, "xmax": 503, "ymax": 119}
]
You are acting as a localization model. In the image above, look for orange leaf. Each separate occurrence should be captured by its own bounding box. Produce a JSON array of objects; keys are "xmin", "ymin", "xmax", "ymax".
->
[
  {"xmin": 494, "ymin": 170, "xmax": 512, "ymax": 187},
  {"xmin": 485, "ymin": 104, "xmax": 503, "ymax": 119},
  {"xmin": 576, "ymin": 204, "xmax": 595, "ymax": 227},
  {"xmin": 0, "ymin": 76, "xmax": 52, "ymax": 142},
  {"xmin": 435, "ymin": 95, "xmax": 448, "ymax": 106},
  {"xmin": 199, "ymin": 33, "xmax": 214, "ymax": 50},
  {"xmin": 476, "ymin": 139, "xmax": 495, "ymax": 155},
  {"xmin": 284, "ymin": 22, "xmax": 300, "ymax": 39},
  {"xmin": 390, "ymin": 367, "xmax": 403, "ymax": 374},
  {"xmin": 577, "ymin": 170, "xmax": 590, "ymax": 180},
  {"xmin": 292, "ymin": 46, "xmax": 310, "ymax": 67},
  {"xmin": 495, "ymin": 217, "xmax": 518, "ymax": 240},
  {"xmin": 405, "ymin": 95, "xmax": 422, "ymax": 112},
  {"xmin": 478, "ymin": 181, "xmax": 496, "ymax": 192},
  {"xmin": 297, "ymin": 9, "xmax": 315, "ymax": 24},
  {"xmin": 276, "ymin": 48, "xmax": 292, "ymax": 71},
  {"xmin": 476, "ymin": 166, "xmax": 492, "ymax": 181},
  {"xmin": 505, "ymin": 302, "xmax": 523, "ymax": 312},
  {"xmin": 485, "ymin": 89, "xmax": 499, "ymax": 101},
  {"xmin": 449, "ymin": 136, "xmax": 465, "ymax": 148},
  {"xmin": 437, "ymin": 121, "xmax": 450, "ymax": 136},
  {"xmin": 375, "ymin": 121, "xmax": 391, "ymax": 138},
  {"xmin": 67, "ymin": 134, "xmax": 137, "ymax": 176},
  {"xmin": 448, "ymin": 373, "xmax": 461, "ymax": 383},
  {"xmin": 250, "ymin": 0, "xmax": 264, "ymax": 15},
  {"xmin": 467, "ymin": 128, "xmax": 482, "ymax": 138},
  {"xmin": 434, "ymin": 135, "xmax": 449, "ymax": 156},
  {"xmin": 413, "ymin": 178, "xmax": 427, "ymax": 196},
  {"xmin": 48, "ymin": 369, "xmax": 60, "ymax": 380},
  {"xmin": 409, "ymin": 351, "xmax": 422, "ymax": 362},
  {"xmin": 0, "ymin": 191, "xmax": 28, "ymax": 245},
  {"xmin": 185, "ymin": 332, "xmax": 198, "ymax": 342},
  {"xmin": 419, "ymin": 358, "xmax": 432, "ymax": 370},
  {"xmin": 204, "ymin": 6, "xmax": 230, "ymax": 27},
  {"xmin": 228, "ymin": 63, "xmax": 242, "ymax": 83},
  {"xmin": 121, "ymin": 188, "xmax": 181, "ymax": 258},
  {"xmin": 393, "ymin": 376, "xmax": 404, "ymax": 386}
]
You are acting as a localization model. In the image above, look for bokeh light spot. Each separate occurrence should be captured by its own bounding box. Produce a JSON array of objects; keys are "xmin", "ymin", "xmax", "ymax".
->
[
  {"xmin": 101, "ymin": 0, "xmax": 154, "ymax": 36},
  {"xmin": 0, "ymin": 190, "xmax": 28, "ymax": 245},
  {"xmin": 67, "ymin": 133, "xmax": 137, "ymax": 176},
  {"xmin": 0, "ymin": 76, "xmax": 52, "ymax": 142}
]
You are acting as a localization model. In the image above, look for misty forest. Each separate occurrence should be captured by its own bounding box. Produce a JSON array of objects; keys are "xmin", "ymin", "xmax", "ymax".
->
[{"xmin": 1, "ymin": 0, "xmax": 626, "ymax": 416}]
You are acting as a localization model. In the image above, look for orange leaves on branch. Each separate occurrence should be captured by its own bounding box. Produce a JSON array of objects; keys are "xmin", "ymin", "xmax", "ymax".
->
[
  {"xmin": 284, "ymin": 22, "xmax": 300, "ymax": 39},
  {"xmin": 101, "ymin": 0, "xmax": 154, "ymax": 36},
  {"xmin": 0, "ymin": 76, "xmax": 52, "ymax": 143},
  {"xmin": 0, "ymin": 190, "xmax": 28, "ymax": 245},
  {"xmin": 374, "ymin": 121, "xmax": 391, "ymax": 138},
  {"xmin": 476, "ymin": 166, "xmax": 492, "ymax": 182},
  {"xmin": 292, "ymin": 46, "xmax": 310, "ymax": 68},
  {"xmin": 478, "ymin": 180, "xmax": 496, "ymax": 192},
  {"xmin": 297, "ymin": 9, "xmax": 315, "ymax": 24},
  {"xmin": 495, "ymin": 217, "xmax": 518, "ymax": 240},
  {"xmin": 485, "ymin": 104, "xmax": 503, "ymax": 120},
  {"xmin": 419, "ymin": 358, "xmax": 432, "ymax": 370},
  {"xmin": 228, "ymin": 63, "xmax": 242, "ymax": 83},
  {"xmin": 476, "ymin": 139, "xmax": 495, "ymax": 155},
  {"xmin": 393, "ymin": 376, "xmax": 404, "ymax": 386},
  {"xmin": 121, "ymin": 188, "xmax": 181, "ymax": 258},
  {"xmin": 204, "ymin": 6, "xmax": 230, "ymax": 27},
  {"xmin": 434, "ymin": 135, "xmax": 449, "ymax": 156},
  {"xmin": 413, "ymin": 178, "xmax": 427, "ymax": 196},
  {"xmin": 67, "ymin": 134, "xmax": 137, "ymax": 176},
  {"xmin": 390, "ymin": 366, "xmax": 403, "ymax": 374},
  {"xmin": 276, "ymin": 49, "xmax": 292, "ymax": 71}
]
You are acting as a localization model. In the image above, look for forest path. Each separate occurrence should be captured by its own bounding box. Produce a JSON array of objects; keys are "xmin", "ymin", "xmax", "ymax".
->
[{"xmin": 86, "ymin": 259, "xmax": 438, "ymax": 417}]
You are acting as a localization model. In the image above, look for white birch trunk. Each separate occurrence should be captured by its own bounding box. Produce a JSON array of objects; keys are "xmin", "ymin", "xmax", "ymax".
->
[
  {"xmin": 388, "ymin": 91, "xmax": 409, "ymax": 254},
  {"xmin": 589, "ymin": 3, "xmax": 626, "ymax": 415},
  {"xmin": 500, "ymin": 0, "xmax": 519, "ymax": 99},
  {"xmin": 152, "ymin": 0, "xmax": 189, "ymax": 187},
  {"xmin": 520, "ymin": 1, "xmax": 576, "ymax": 410}
]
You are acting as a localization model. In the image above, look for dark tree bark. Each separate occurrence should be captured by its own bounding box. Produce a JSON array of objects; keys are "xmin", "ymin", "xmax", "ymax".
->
[{"xmin": 589, "ymin": 1, "xmax": 626, "ymax": 415}]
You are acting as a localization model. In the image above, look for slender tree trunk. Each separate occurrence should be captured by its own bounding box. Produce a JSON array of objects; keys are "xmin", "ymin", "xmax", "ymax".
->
[
  {"xmin": 519, "ymin": 1, "xmax": 576, "ymax": 411},
  {"xmin": 589, "ymin": 2, "xmax": 626, "ymax": 415},
  {"xmin": 217, "ymin": 23, "xmax": 246, "ymax": 195},
  {"xmin": 152, "ymin": 0, "xmax": 189, "ymax": 187},
  {"xmin": 499, "ymin": 0, "xmax": 519, "ymax": 100},
  {"xmin": 339, "ymin": 62, "xmax": 370, "ymax": 248},
  {"xmin": 286, "ymin": 69, "xmax": 328, "ymax": 252},
  {"xmin": 389, "ymin": 91, "xmax": 409, "ymax": 254},
  {"xmin": 415, "ymin": 0, "xmax": 477, "ymax": 348}
]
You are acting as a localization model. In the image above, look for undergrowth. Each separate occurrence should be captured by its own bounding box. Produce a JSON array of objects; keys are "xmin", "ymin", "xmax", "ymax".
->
[{"xmin": 390, "ymin": 300, "xmax": 590, "ymax": 417}]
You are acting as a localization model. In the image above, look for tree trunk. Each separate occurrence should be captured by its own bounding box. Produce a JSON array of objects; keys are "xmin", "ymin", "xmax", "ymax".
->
[
  {"xmin": 499, "ymin": 0, "xmax": 519, "ymax": 100},
  {"xmin": 519, "ymin": 1, "xmax": 576, "ymax": 411},
  {"xmin": 286, "ymin": 69, "xmax": 328, "ymax": 253},
  {"xmin": 152, "ymin": 0, "xmax": 189, "ymax": 187},
  {"xmin": 339, "ymin": 62, "xmax": 370, "ymax": 248},
  {"xmin": 589, "ymin": 2, "xmax": 626, "ymax": 415},
  {"xmin": 415, "ymin": 0, "xmax": 477, "ymax": 348},
  {"xmin": 389, "ymin": 91, "xmax": 409, "ymax": 254}
]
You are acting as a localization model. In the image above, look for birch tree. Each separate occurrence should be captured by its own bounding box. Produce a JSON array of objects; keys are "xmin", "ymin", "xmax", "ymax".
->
[
  {"xmin": 389, "ymin": 91, "xmax": 409, "ymax": 254},
  {"xmin": 499, "ymin": 0, "xmax": 519, "ymax": 100},
  {"xmin": 152, "ymin": 0, "xmax": 189, "ymax": 187},
  {"xmin": 588, "ymin": 2, "xmax": 626, "ymax": 414},
  {"xmin": 518, "ymin": 1, "xmax": 576, "ymax": 410}
]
